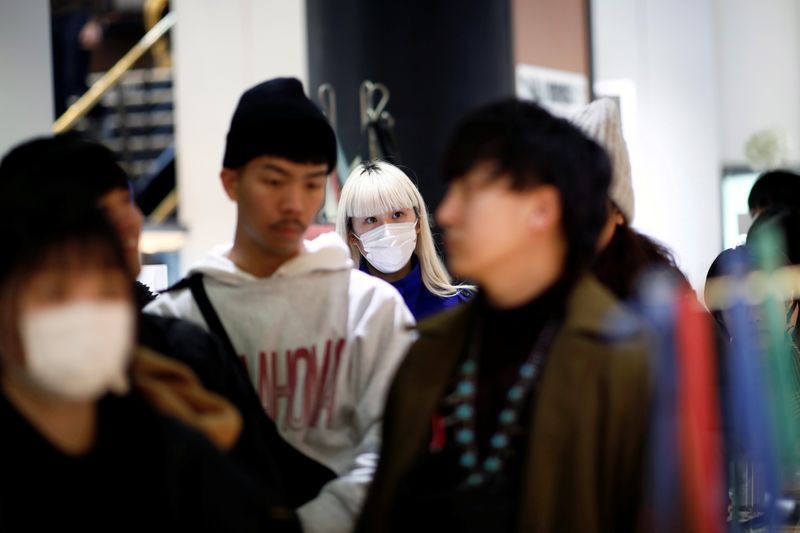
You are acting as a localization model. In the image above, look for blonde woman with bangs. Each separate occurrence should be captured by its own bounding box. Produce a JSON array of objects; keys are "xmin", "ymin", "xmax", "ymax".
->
[{"xmin": 336, "ymin": 161, "xmax": 472, "ymax": 320}]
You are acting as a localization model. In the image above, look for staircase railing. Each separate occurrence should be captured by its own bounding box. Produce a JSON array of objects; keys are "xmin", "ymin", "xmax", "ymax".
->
[{"xmin": 53, "ymin": 11, "xmax": 175, "ymax": 134}]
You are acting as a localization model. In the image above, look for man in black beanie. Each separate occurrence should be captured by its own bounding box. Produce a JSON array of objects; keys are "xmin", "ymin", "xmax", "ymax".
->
[{"xmin": 147, "ymin": 78, "xmax": 415, "ymax": 532}]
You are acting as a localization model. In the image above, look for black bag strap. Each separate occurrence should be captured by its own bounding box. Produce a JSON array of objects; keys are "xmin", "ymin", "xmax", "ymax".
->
[
  {"xmin": 177, "ymin": 273, "xmax": 239, "ymax": 361},
  {"xmin": 168, "ymin": 273, "xmax": 338, "ymax": 504}
]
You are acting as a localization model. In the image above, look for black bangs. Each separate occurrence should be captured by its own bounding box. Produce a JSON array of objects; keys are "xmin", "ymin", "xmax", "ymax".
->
[{"xmin": 25, "ymin": 234, "xmax": 131, "ymax": 279}]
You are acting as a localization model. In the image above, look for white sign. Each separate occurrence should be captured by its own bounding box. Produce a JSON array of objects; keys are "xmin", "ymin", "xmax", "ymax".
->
[
  {"xmin": 515, "ymin": 64, "xmax": 588, "ymax": 117},
  {"xmin": 138, "ymin": 264, "xmax": 169, "ymax": 293}
]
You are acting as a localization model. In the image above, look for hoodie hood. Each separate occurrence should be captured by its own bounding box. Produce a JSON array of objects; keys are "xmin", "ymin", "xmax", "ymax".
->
[{"xmin": 189, "ymin": 231, "xmax": 354, "ymax": 285}]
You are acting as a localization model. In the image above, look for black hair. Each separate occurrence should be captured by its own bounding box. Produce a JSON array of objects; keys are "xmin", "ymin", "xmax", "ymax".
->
[
  {"xmin": 593, "ymin": 224, "xmax": 687, "ymax": 301},
  {"xmin": 442, "ymin": 98, "xmax": 611, "ymax": 278},
  {"xmin": 0, "ymin": 184, "xmax": 132, "ymax": 370},
  {"xmin": 0, "ymin": 148, "xmax": 133, "ymax": 373},
  {"xmin": 0, "ymin": 183, "xmax": 132, "ymax": 289},
  {"xmin": 0, "ymin": 133, "xmax": 129, "ymax": 204},
  {"xmin": 360, "ymin": 160, "xmax": 381, "ymax": 175},
  {"xmin": 747, "ymin": 170, "xmax": 800, "ymax": 214}
]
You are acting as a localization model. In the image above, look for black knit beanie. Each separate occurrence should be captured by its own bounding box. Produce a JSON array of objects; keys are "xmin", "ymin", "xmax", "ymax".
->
[{"xmin": 222, "ymin": 77, "xmax": 337, "ymax": 172}]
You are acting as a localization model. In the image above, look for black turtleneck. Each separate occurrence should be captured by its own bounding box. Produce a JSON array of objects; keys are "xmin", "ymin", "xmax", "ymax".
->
[{"xmin": 473, "ymin": 281, "xmax": 567, "ymax": 457}]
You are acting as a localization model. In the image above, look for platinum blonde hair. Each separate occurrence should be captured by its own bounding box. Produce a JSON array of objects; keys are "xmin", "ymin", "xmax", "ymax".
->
[{"xmin": 336, "ymin": 161, "xmax": 472, "ymax": 298}]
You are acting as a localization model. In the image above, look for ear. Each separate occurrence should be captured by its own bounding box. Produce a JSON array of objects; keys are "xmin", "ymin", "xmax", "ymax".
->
[
  {"xmin": 349, "ymin": 233, "xmax": 367, "ymax": 257},
  {"xmin": 527, "ymin": 186, "xmax": 560, "ymax": 230},
  {"xmin": 220, "ymin": 168, "xmax": 239, "ymax": 202},
  {"xmin": 611, "ymin": 207, "xmax": 625, "ymax": 227}
]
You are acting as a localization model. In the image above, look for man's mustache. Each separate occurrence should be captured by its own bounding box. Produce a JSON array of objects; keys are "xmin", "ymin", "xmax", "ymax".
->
[{"xmin": 270, "ymin": 220, "xmax": 306, "ymax": 231}]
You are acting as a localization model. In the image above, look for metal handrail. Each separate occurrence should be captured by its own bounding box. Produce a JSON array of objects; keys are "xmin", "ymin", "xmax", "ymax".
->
[
  {"xmin": 144, "ymin": 0, "xmax": 171, "ymax": 67},
  {"xmin": 53, "ymin": 11, "xmax": 176, "ymax": 134},
  {"xmin": 150, "ymin": 190, "xmax": 178, "ymax": 224}
]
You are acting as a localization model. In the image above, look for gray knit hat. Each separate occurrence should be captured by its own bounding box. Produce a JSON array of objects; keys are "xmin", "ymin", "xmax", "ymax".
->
[{"xmin": 570, "ymin": 98, "xmax": 634, "ymax": 223}]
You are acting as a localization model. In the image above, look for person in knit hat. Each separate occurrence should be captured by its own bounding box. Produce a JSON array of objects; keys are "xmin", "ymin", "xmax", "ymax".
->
[
  {"xmin": 571, "ymin": 98, "xmax": 688, "ymax": 300},
  {"xmin": 146, "ymin": 77, "xmax": 415, "ymax": 532},
  {"xmin": 570, "ymin": 98, "xmax": 634, "ymax": 242}
]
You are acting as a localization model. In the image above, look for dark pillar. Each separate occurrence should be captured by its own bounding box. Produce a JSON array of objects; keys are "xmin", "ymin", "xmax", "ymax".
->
[{"xmin": 307, "ymin": 0, "xmax": 514, "ymax": 213}]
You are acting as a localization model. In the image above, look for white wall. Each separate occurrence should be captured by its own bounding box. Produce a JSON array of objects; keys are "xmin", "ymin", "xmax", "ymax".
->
[
  {"xmin": 171, "ymin": 0, "xmax": 308, "ymax": 270},
  {"xmin": 717, "ymin": 0, "xmax": 800, "ymax": 167},
  {"xmin": 592, "ymin": 0, "xmax": 722, "ymax": 290},
  {"xmin": 0, "ymin": 0, "xmax": 53, "ymax": 156}
]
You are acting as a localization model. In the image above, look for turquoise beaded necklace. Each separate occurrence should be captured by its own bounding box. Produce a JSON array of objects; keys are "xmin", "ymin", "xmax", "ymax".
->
[{"xmin": 444, "ymin": 317, "xmax": 561, "ymax": 487}]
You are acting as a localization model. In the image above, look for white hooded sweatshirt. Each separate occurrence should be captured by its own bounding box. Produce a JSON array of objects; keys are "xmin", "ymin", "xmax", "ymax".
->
[{"xmin": 144, "ymin": 232, "xmax": 415, "ymax": 532}]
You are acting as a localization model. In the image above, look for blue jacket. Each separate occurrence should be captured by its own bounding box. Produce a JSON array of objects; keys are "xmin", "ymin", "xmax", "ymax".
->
[{"xmin": 360, "ymin": 256, "xmax": 465, "ymax": 320}]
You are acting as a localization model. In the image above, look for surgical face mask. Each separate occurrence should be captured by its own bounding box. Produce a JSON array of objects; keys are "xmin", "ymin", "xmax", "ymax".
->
[
  {"xmin": 20, "ymin": 301, "xmax": 134, "ymax": 401},
  {"xmin": 354, "ymin": 221, "xmax": 418, "ymax": 274}
]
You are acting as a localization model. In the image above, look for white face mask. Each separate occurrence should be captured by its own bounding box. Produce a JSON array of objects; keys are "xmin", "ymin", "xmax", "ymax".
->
[
  {"xmin": 354, "ymin": 221, "xmax": 418, "ymax": 274},
  {"xmin": 20, "ymin": 301, "xmax": 134, "ymax": 401}
]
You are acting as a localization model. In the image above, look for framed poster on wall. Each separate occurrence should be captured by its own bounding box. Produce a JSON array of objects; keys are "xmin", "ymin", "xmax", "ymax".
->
[
  {"xmin": 515, "ymin": 64, "xmax": 588, "ymax": 117},
  {"xmin": 721, "ymin": 168, "xmax": 758, "ymax": 249}
]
